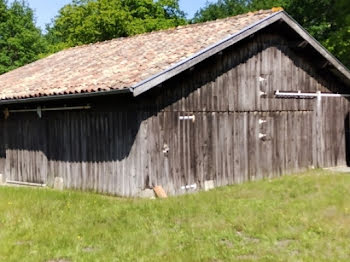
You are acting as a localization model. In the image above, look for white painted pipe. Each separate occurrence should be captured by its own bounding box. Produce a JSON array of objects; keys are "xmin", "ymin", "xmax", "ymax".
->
[
  {"xmin": 275, "ymin": 90, "xmax": 350, "ymax": 98},
  {"xmin": 6, "ymin": 180, "xmax": 46, "ymax": 187}
]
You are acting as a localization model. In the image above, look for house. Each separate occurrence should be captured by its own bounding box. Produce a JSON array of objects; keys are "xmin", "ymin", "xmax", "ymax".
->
[{"xmin": 0, "ymin": 9, "xmax": 349, "ymax": 196}]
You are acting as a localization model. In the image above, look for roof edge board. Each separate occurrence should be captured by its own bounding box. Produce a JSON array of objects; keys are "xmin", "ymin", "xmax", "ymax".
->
[
  {"xmin": 132, "ymin": 11, "xmax": 285, "ymax": 97},
  {"xmin": 0, "ymin": 87, "xmax": 132, "ymax": 106}
]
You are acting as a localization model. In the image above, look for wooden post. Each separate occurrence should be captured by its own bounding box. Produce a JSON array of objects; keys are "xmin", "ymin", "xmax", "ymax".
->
[{"xmin": 314, "ymin": 91, "xmax": 322, "ymax": 167}]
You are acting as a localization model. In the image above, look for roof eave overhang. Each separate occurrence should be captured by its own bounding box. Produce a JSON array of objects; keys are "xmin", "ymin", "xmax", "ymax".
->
[
  {"xmin": 132, "ymin": 11, "xmax": 350, "ymax": 96},
  {"xmin": 2, "ymin": 10, "xmax": 350, "ymax": 105},
  {"xmin": 0, "ymin": 87, "xmax": 133, "ymax": 106}
]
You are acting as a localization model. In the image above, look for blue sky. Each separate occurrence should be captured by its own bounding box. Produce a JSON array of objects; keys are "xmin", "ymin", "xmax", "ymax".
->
[{"xmin": 9, "ymin": 0, "xmax": 208, "ymax": 30}]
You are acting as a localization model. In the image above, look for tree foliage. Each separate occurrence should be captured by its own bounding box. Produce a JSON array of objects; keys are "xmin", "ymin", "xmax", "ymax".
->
[
  {"xmin": 191, "ymin": 0, "xmax": 250, "ymax": 22},
  {"xmin": 193, "ymin": 0, "xmax": 350, "ymax": 68},
  {"xmin": 0, "ymin": 0, "xmax": 46, "ymax": 74},
  {"xmin": 46, "ymin": 0, "xmax": 186, "ymax": 50},
  {"xmin": 0, "ymin": 0, "xmax": 349, "ymax": 75},
  {"xmin": 324, "ymin": 0, "xmax": 350, "ymax": 67}
]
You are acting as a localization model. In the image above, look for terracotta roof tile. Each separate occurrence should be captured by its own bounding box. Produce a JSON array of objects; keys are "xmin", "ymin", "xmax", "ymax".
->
[{"xmin": 0, "ymin": 9, "xmax": 278, "ymax": 100}]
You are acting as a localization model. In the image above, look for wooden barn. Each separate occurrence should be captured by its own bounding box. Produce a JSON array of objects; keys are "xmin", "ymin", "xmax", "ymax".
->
[{"xmin": 0, "ymin": 9, "xmax": 350, "ymax": 196}]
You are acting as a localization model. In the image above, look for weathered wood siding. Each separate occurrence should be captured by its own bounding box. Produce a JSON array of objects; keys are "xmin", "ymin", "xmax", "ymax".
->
[
  {"xmin": 0, "ymin": 32, "xmax": 349, "ymax": 196},
  {"xmin": 138, "ymin": 33, "xmax": 350, "ymax": 195}
]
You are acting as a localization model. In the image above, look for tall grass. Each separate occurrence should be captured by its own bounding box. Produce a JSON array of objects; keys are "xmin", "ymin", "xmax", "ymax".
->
[{"xmin": 0, "ymin": 169, "xmax": 349, "ymax": 261}]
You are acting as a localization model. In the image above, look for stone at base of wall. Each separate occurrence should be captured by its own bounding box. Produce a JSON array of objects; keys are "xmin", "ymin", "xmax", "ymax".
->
[
  {"xmin": 0, "ymin": 174, "xmax": 4, "ymax": 185},
  {"xmin": 138, "ymin": 188, "xmax": 156, "ymax": 199},
  {"xmin": 204, "ymin": 180, "xmax": 215, "ymax": 191},
  {"xmin": 53, "ymin": 177, "xmax": 64, "ymax": 190}
]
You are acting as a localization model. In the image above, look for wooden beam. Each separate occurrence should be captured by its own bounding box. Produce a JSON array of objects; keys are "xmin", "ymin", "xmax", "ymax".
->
[
  {"xmin": 321, "ymin": 61, "xmax": 330, "ymax": 69},
  {"xmin": 297, "ymin": 40, "xmax": 308, "ymax": 48}
]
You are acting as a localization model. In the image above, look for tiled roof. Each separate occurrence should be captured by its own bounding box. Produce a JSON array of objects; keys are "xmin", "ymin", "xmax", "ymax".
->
[{"xmin": 0, "ymin": 9, "xmax": 279, "ymax": 100}]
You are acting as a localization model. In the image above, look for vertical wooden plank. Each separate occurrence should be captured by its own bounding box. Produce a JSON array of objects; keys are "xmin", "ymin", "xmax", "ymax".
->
[
  {"xmin": 232, "ymin": 112, "xmax": 241, "ymax": 183},
  {"xmin": 238, "ymin": 55, "xmax": 246, "ymax": 111},
  {"xmin": 247, "ymin": 112, "xmax": 258, "ymax": 181},
  {"xmin": 260, "ymin": 48, "xmax": 269, "ymax": 112},
  {"xmin": 201, "ymin": 112, "xmax": 209, "ymax": 186},
  {"xmin": 224, "ymin": 112, "xmax": 233, "ymax": 185},
  {"xmin": 228, "ymin": 52, "xmax": 236, "ymax": 112},
  {"xmin": 276, "ymin": 111, "xmax": 286, "ymax": 176}
]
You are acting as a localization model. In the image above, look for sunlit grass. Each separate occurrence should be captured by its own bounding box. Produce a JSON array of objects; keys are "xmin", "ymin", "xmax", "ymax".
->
[{"xmin": 0, "ymin": 169, "xmax": 349, "ymax": 261}]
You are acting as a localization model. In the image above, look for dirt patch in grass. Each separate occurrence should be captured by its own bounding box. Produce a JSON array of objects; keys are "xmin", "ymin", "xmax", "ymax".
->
[{"xmin": 276, "ymin": 239, "xmax": 295, "ymax": 247}]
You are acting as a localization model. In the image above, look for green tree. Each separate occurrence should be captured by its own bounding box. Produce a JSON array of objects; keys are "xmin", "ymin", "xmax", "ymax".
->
[
  {"xmin": 286, "ymin": 0, "xmax": 336, "ymax": 41},
  {"xmin": 46, "ymin": 0, "xmax": 186, "ymax": 50},
  {"xmin": 0, "ymin": 0, "xmax": 46, "ymax": 74},
  {"xmin": 192, "ymin": 0, "xmax": 250, "ymax": 23},
  {"xmin": 323, "ymin": 0, "xmax": 350, "ymax": 67}
]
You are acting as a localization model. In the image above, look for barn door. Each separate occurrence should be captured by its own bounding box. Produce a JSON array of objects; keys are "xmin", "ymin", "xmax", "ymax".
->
[
  {"xmin": 160, "ymin": 111, "xmax": 198, "ymax": 195},
  {"xmin": 178, "ymin": 112, "xmax": 197, "ymax": 191},
  {"xmin": 4, "ymin": 118, "xmax": 48, "ymax": 184}
]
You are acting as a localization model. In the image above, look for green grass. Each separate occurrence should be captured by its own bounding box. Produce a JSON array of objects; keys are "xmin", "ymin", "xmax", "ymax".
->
[{"xmin": 0, "ymin": 169, "xmax": 349, "ymax": 262}]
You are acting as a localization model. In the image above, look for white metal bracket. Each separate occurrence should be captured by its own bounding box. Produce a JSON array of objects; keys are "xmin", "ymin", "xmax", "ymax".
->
[
  {"xmin": 179, "ymin": 115, "xmax": 196, "ymax": 122},
  {"xmin": 259, "ymin": 91, "xmax": 267, "ymax": 97},
  {"xmin": 259, "ymin": 133, "xmax": 267, "ymax": 140},
  {"xmin": 37, "ymin": 106, "xmax": 42, "ymax": 118},
  {"xmin": 259, "ymin": 119, "xmax": 267, "ymax": 125},
  {"xmin": 258, "ymin": 76, "xmax": 267, "ymax": 82},
  {"xmin": 181, "ymin": 183, "xmax": 197, "ymax": 190},
  {"xmin": 162, "ymin": 144, "xmax": 169, "ymax": 154}
]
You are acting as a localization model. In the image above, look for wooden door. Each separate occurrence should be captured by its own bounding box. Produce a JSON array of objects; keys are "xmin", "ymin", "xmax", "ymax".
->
[{"xmin": 160, "ymin": 111, "xmax": 198, "ymax": 195}]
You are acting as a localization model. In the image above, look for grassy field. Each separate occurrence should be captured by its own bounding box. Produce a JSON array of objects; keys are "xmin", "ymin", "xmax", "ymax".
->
[{"xmin": 0, "ymin": 169, "xmax": 349, "ymax": 262}]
